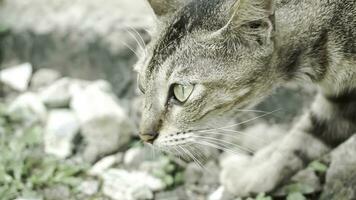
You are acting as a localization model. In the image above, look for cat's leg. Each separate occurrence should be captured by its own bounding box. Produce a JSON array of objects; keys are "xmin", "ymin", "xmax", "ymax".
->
[{"xmin": 221, "ymin": 91, "xmax": 356, "ymax": 197}]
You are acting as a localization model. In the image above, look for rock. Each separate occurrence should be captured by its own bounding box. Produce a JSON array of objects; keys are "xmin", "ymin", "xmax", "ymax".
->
[
  {"xmin": 7, "ymin": 92, "xmax": 47, "ymax": 124},
  {"xmin": 0, "ymin": 0, "xmax": 155, "ymax": 98},
  {"xmin": 199, "ymin": 161, "xmax": 220, "ymax": 188},
  {"xmin": 77, "ymin": 180, "xmax": 100, "ymax": 196},
  {"xmin": 123, "ymin": 147, "xmax": 148, "ymax": 168},
  {"xmin": 39, "ymin": 78, "xmax": 86, "ymax": 108},
  {"xmin": 138, "ymin": 156, "xmax": 173, "ymax": 176},
  {"xmin": 89, "ymin": 154, "xmax": 123, "ymax": 176},
  {"xmin": 291, "ymin": 169, "xmax": 321, "ymax": 193},
  {"xmin": 274, "ymin": 168, "xmax": 321, "ymax": 196},
  {"xmin": 31, "ymin": 68, "xmax": 61, "ymax": 89},
  {"xmin": 44, "ymin": 185, "xmax": 71, "ymax": 200},
  {"xmin": 70, "ymin": 81, "xmax": 134, "ymax": 162},
  {"xmin": 44, "ymin": 110, "xmax": 79, "ymax": 158},
  {"xmin": 255, "ymin": 85, "xmax": 316, "ymax": 124},
  {"xmin": 208, "ymin": 186, "xmax": 225, "ymax": 200},
  {"xmin": 102, "ymin": 169, "xmax": 165, "ymax": 200},
  {"xmin": 320, "ymin": 134, "xmax": 356, "ymax": 200},
  {"xmin": 0, "ymin": 63, "xmax": 32, "ymax": 91},
  {"xmin": 184, "ymin": 163, "xmax": 203, "ymax": 185},
  {"xmin": 155, "ymin": 187, "xmax": 189, "ymax": 200}
]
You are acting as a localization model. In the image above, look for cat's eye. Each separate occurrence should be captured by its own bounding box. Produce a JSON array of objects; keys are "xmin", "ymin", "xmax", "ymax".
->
[{"xmin": 173, "ymin": 84, "xmax": 194, "ymax": 103}]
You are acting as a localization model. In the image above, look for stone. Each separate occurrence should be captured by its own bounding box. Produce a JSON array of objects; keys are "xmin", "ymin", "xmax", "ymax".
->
[
  {"xmin": 77, "ymin": 180, "xmax": 100, "ymax": 196},
  {"xmin": 208, "ymin": 186, "xmax": 225, "ymax": 200},
  {"xmin": 43, "ymin": 185, "xmax": 70, "ymax": 200},
  {"xmin": 102, "ymin": 169, "xmax": 165, "ymax": 200},
  {"xmin": 138, "ymin": 156, "xmax": 172, "ymax": 175},
  {"xmin": 7, "ymin": 92, "xmax": 47, "ymax": 124},
  {"xmin": 199, "ymin": 161, "xmax": 220, "ymax": 188},
  {"xmin": 155, "ymin": 187, "xmax": 189, "ymax": 200},
  {"xmin": 30, "ymin": 68, "xmax": 61, "ymax": 89},
  {"xmin": 70, "ymin": 81, "xmax": 134, "ymax": 162},
  {"xmin": 184, "ymin": 163, "xmax": 203, "ymax": 185},
  {"xmin": 274, "ymin": 168, "xmax": 321, "ymax": 196},
  {"xmin": 44, "ymin": 110, "xmax": 79, "ymax": 158},
  {"xmin": 0, "ymin": 63, "xmax": 32, "ymax": 91},
  {"xmin": 89, "ymin": 154, "xmax": 123, "ymax": 176},
  {"xmin": 123, "ymin": 147, "xmax": 148, "ymax": 168},
  {"xmin": 39, "ymin": 78, "xmax": 74, "ymax": 108},
  {"xmin": 320, "ymin": 134, "xmax": 356, "ymax": 200}
]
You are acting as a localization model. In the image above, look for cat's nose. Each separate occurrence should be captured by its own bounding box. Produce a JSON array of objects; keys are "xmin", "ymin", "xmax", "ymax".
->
[{"xmin": 139, "ymin": 131, "xmax": 159, "ymax": 144}]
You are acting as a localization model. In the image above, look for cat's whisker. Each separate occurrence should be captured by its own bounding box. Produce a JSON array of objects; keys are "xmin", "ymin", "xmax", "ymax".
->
[
  {"xmin": 199, "ymin": 128, "xmax": 269, "ymax": 144},
  {"xmin": 204, "ymin": 109, "xmax": 281, "ymax": 132},
  {"xmin": 126, "ymin": 25, "xmax": 149, "ymax": 56},
  {"xmin": 185, "ymin": 144, "xmax": 207, "ymax": 165},
  {"xmin": 190, "ymin": 140, "xmax": 245, "ymax": 156},
  {"xmin": 235, "ymin": 108, "xmax": 270, "ymax": 114},
  {"xmin": 142, "ymin": 27, "xmax": 154, "ymax": 37},
  {"xmin": 197, "ymin": 131, "xmax": 263, "ymax": 151},
  {"xmin": 178, "ymin": 145, "xmax": 206, "ymax": 171},
  {"xmin": 190, "ymin": 144, "xmax": 208, "ymax": 163},
  {"xmin": 120, "ymin": 40, "xmax": 140, "ymax": 58},
  {"xmin": 191, "ymin": 135, "xmax": 255, "ymax": 154},
  {"xmin": 124, "ymin": 28, "xmax": 146, "ymax": 57},
  {"xmin": 127, "ymin": 25, "xmax": 148, "ymax": 57}
]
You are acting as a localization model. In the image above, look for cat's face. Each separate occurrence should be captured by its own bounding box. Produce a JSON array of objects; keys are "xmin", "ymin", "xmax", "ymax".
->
[{"xmin": 136, "ymin": 0, "xmax": 280, "ymax": 153}]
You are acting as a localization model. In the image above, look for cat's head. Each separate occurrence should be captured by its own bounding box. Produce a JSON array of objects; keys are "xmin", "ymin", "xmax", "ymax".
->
[{"xmin": 135, "ymin": 0, "xmax": 282, "ymax": 153}]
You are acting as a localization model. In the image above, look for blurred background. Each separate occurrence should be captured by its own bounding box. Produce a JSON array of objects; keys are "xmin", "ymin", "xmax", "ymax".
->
[{"xmin": 0, "ymin": 0, "xmax": 354, "ymax": 200}]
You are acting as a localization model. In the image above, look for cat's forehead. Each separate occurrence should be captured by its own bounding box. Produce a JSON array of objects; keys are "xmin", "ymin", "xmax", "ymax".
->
[{"xmin": 145, "ymin": 0, "xmax": 230, "ymax": 77}]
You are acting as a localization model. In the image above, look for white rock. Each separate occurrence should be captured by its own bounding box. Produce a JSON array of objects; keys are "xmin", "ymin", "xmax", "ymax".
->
[
  {"xmin": 70, "ymin": 81, "xmax": 134, "ymax": 162},
  {"xmin": 102, "ymin": 169, "xmax": 165, "ymax": 200},
  {"xmin": 77, "ymin": 180, "xmax": 100, "ymax": 196},
  {"xmin": 7, "ymin": 92, "xmax": 47, "ymax": 124},
  {"xmin": 39, "ymin": 78, "xmax": 72, "ymax": 108},
  {"xmin": 208, "ymin": 186, "xmax": 225, "ymax": 200},
  {"xmin": 124, "ymin": 147, "xmax": 147, "ymax": 167},
  {"xmin": 31, "ymin": 68, "xmax": 61, "ymax": 89},
  {"xmin": 0, "ymin": 63, "xmax": 32, "ymax": 91},
  {"xmin": 89, "ymin": 154, "xmax": 122, "ymax": 176},
  {"xmin": 44, "ymin": 109, "xmax": 79, "ymax": 158}
]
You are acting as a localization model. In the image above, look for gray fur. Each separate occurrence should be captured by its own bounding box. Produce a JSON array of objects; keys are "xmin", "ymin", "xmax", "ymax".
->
[{"xmin": 137, "ymin": 0, "xmax": 356, "ymax": 196}]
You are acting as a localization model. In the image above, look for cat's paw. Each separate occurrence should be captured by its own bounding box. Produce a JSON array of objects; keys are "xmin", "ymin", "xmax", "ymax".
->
[
  {"xmin": 220, "ymin": 158, "xmax": 279, "ymax": 197},
  {"xmin": 220, "ymin": 144, "xmax": 302, "ymax": 197}
]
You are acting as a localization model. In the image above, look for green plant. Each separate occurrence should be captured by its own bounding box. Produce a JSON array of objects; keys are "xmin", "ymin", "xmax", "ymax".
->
[{"xmin": 0, "ymin": 104, "xmax": 89, "ymax": 199}]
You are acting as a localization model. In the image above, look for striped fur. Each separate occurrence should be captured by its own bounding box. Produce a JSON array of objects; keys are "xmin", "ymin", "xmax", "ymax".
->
[{"xmin": 139, "ymin": 0, "xmax": 356, "ymax": 196}]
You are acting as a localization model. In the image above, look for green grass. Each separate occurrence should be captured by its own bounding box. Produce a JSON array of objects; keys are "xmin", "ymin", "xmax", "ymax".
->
[{"xmin": 0, "ymin": 103, "xmax": 89, "ymax": 200}]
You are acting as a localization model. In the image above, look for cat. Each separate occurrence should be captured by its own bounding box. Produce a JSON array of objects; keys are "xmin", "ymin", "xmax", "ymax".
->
[{"xmin": 135, "ymin": 0, "xmax": 356, "ymax": 197}]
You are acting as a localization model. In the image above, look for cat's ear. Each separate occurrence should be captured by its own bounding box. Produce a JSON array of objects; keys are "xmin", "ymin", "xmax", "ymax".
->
[
  {"xmin": 147, "ymin": 0, "xmax": 190, "ymax": 17},
  {"xmin": 229, "ymin": 0, "xmax": 275, "ymax": 44}
]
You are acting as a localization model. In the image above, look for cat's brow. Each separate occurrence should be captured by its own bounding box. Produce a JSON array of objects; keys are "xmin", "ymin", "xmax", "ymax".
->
[{"xmin": 146, "ymin": 0, "xmax": 224, "ymax": 76}]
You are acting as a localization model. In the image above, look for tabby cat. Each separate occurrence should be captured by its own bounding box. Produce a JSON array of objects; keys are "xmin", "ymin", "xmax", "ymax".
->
[{"xmin": 135, "ymin": 0, "xmax": 356, "ymax": 196}]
